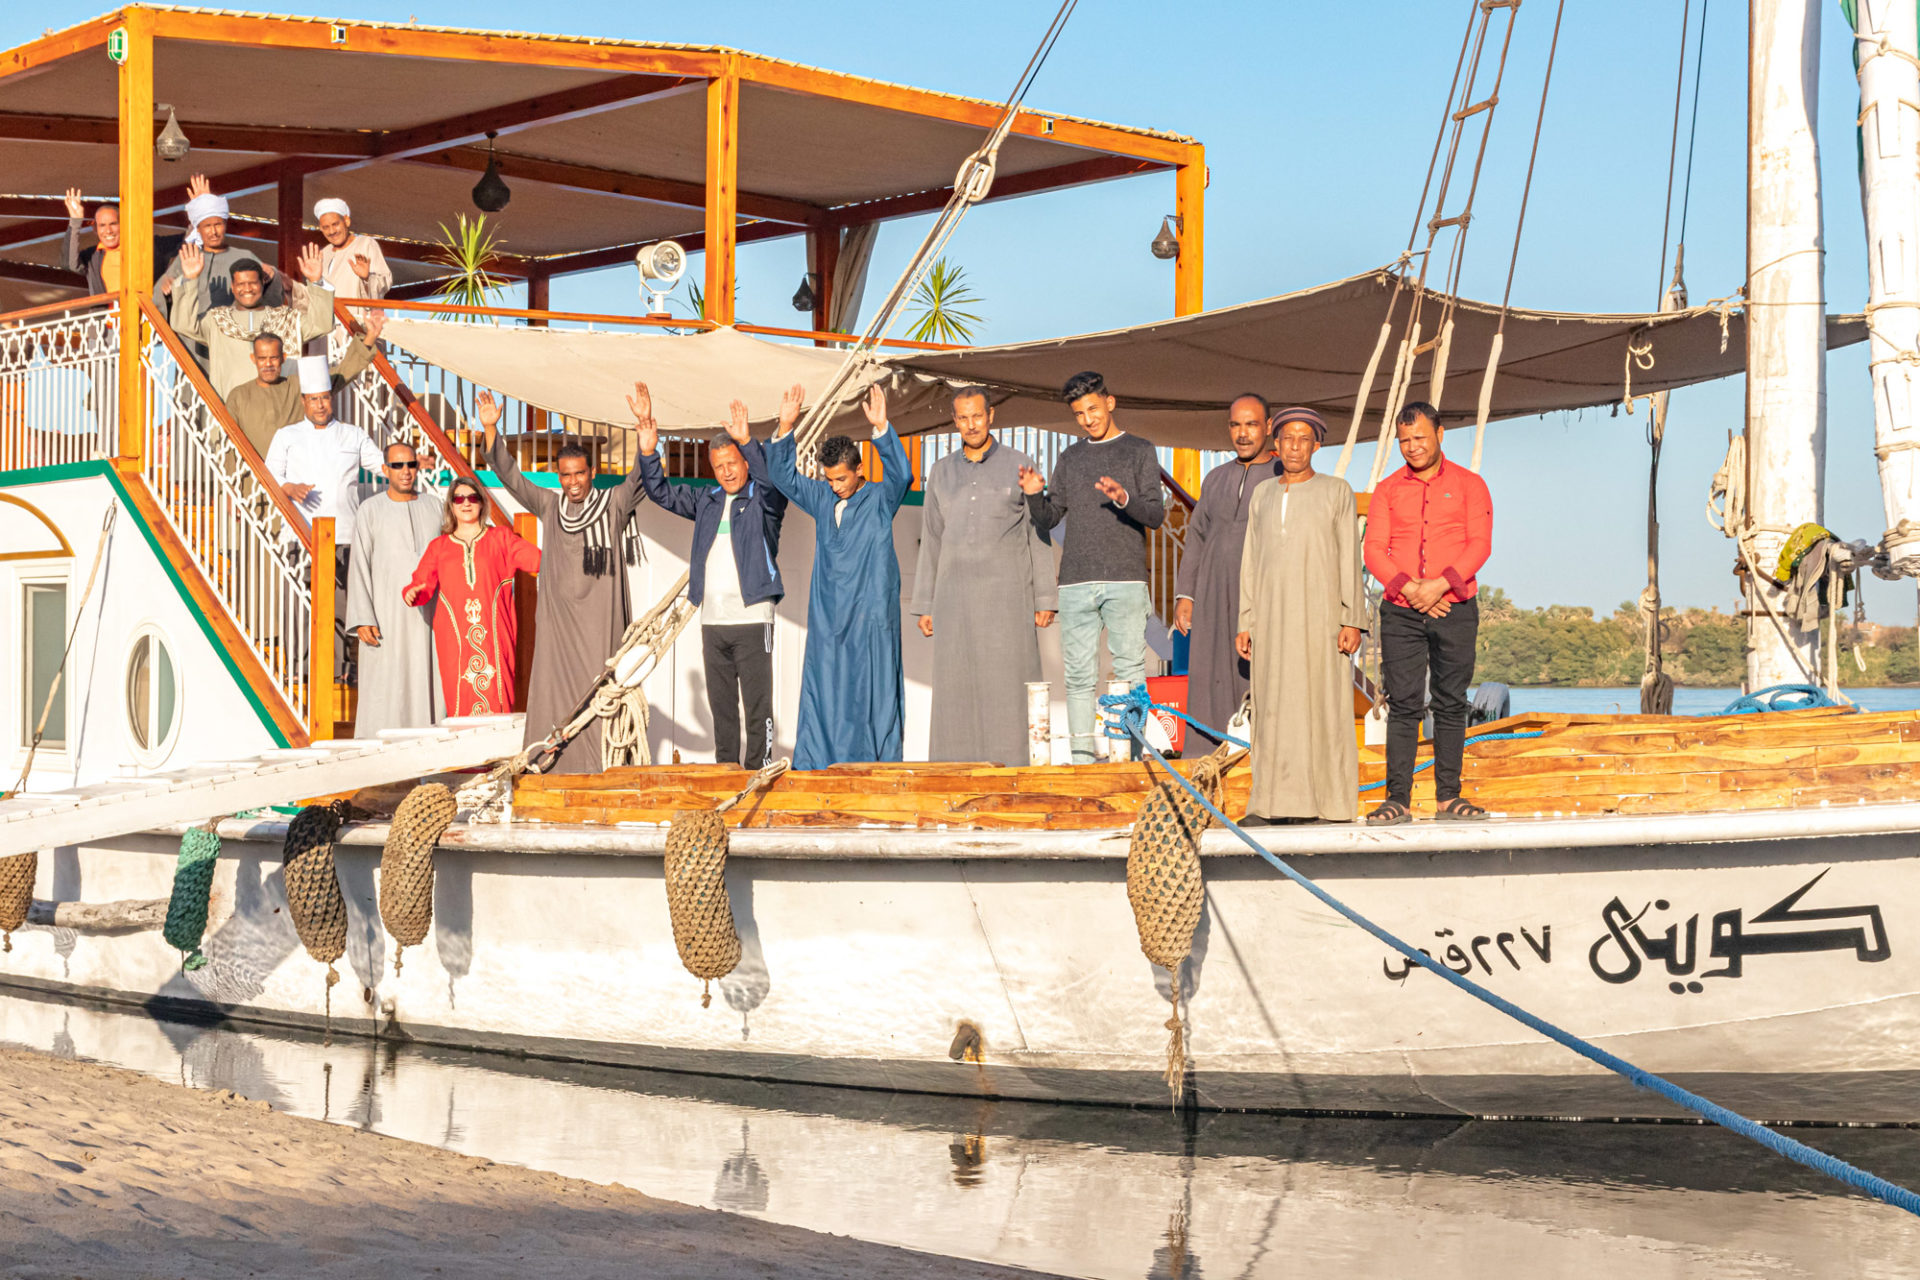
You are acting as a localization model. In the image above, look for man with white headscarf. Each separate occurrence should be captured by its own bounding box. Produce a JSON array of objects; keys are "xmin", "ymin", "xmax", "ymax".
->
[
  {"xmin": 1235, "ymin": 406, "xmax": 1367, "ymax": 824},
  {"xmin": 315, "ymin": 198, "xmax": 391, "ymax": 304},
  {"xmin": 171, "ymin": 239, "xmax": 336, "ymax": 399},
  {"xmin": 159, "ymin": 174, "xmax": 286, "ymax": 321},
  {"xmin": 266, "ymin": 354, "xmax": 386, "ymax": 556}
]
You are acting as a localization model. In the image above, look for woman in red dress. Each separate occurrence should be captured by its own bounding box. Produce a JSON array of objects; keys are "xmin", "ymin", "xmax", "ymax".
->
[{"xmin": 404, "ymin": 476, "xmax": 541, "ymax": 717}]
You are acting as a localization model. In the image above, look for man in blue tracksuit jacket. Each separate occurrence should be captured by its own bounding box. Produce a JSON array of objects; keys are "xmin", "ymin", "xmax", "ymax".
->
[{"xmin": 636, "ymin": 396, "xmax": 789, "ymax": 767}]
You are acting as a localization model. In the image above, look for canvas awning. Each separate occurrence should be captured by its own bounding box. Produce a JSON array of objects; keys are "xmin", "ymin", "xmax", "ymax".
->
[
  {"xmin": 884, "ymin": 268, "xmax": 1870, "ymax": 448},
  {"xmin": 381, "ymin": 319, "xmax": 944, "ymax": 435},
  {"xmin": 382, "ymin": 268, "xmax": 1869, "ymax": 449}
]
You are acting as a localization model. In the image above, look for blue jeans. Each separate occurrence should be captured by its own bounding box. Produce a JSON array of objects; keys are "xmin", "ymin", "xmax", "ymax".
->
[{"xmin": 1057, "ymin": 580, "xmax": 1150, "ymax": 764}]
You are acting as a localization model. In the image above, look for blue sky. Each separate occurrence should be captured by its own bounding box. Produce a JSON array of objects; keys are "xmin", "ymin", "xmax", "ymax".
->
[{"xmin": 9, "ymin": 1, "xmax": 1910, "ymax": 621}]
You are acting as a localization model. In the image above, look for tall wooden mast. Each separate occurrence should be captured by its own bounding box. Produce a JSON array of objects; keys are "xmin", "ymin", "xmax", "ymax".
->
[{"xmin": 1745, "ymin": 0, "xmax": 1827, "ymax": 687}]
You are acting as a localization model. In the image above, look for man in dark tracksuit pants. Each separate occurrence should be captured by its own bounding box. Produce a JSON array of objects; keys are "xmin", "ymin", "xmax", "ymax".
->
[{"xmin": 637, "ymin": 406, "xmax": 789, "ymax": 767}]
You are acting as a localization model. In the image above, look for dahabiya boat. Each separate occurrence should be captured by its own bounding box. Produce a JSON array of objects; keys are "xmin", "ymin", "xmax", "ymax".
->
[{"xmin": 0, "ymin": 1, "xmax": 1918, "ymax": 1127}]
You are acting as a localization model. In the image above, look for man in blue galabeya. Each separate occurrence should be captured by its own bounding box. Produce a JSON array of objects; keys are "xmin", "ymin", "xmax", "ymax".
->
[{"xmin": 766, "ymin": 382, "xmax": 911, "ymax": 769}]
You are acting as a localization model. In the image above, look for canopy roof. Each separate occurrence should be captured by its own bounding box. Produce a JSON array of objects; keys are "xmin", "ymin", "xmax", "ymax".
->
[
  {"xmin": 887, "ymin": 269, "xmax": 1870, "ymax": 447},
  {"xmin": 374, "ymin": 269, "xmax": 1869, "ymax": 449},
  {"xmin": 0, "ymin": 6, "xmax": 1197, "ymax": 312}
]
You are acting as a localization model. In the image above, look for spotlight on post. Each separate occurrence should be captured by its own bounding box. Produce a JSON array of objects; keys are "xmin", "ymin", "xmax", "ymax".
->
[
  {"xmin": 471, "ymin": 131, "xmax": 512, "ymax": 213},
  {"xmin": 154, "ymin": 105, "xmax": 191, "ymax": 162},
  {"xmin": 1149, "ymin": 215, "xmax": 1182, "ymax": 261},
  {"xmin": 635, "ymin": 240, "xmax": 687, "ymax": 316}
]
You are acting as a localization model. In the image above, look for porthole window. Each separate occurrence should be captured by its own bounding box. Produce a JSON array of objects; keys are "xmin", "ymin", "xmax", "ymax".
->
[{"xmin": 125, "ymin": 626, "xmax": 180, "ymax": 763}]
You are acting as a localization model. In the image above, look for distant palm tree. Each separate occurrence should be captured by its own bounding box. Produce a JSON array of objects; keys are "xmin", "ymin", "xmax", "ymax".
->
[
  {"xmin": 906, "ymin": 258, "xmax": 983, "ymax": 344},
  {"xmin": 430, "ymin": 214, "xmax": 507, "ymax": 316}
]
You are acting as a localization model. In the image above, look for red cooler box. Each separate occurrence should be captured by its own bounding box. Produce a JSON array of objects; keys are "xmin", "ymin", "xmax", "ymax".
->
[{"xmin": 1146, "ymin": 674, "xmax": 1188, "ymax": 755}]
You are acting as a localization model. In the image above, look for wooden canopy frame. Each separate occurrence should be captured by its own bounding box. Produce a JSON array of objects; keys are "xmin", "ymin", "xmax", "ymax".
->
[{"xmin": 0, "ymin": 7, "xmax": 1206, "ymax": 326}]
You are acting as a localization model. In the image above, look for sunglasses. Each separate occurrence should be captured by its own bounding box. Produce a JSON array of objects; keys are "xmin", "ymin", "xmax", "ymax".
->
[
  {"xmin": 387, "ymin": 460, "xmax": 419, "ymax": 470},
  {"xmin": 450, "ymin": 494, "xmax": 483, "ymax": 506}
]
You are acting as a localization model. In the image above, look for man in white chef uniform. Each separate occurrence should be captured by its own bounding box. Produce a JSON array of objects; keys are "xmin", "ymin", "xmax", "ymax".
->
[{"xmin": 267, "ymin": 354, "xmax": 385, "ymax": 677}]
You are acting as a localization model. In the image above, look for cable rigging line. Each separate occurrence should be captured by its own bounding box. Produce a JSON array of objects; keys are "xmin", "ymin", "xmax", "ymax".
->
[{"xmin": 787, "ymin": 0, "xmax": 1080, "ymax": 472}]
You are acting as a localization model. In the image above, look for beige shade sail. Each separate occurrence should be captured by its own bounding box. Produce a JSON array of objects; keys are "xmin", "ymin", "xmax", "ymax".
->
[
  {"xmin": 380, "ymin": 319, "xmax": 941, "ymax": 435},
  {"xmin": 884, "ymin": 268, "xmax": 1870, "ymax": 448}
]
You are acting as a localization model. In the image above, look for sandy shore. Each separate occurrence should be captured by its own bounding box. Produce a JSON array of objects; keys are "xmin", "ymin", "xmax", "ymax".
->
[{"xmin": 0, "ymin": 1046, "xmax": 1061, "ymax": 1280}]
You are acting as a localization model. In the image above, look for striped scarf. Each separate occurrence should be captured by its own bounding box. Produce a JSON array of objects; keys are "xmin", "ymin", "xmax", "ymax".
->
[{"xmin": 555, "ymin": 487, "xmax": 640, "ymax": 576}]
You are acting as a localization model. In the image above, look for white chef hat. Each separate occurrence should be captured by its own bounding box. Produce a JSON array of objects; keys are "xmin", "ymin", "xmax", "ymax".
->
[
  {"xmin": 313, "ymin": 197, "xmax": 351, "ymax": 220},
  {"xmin": 296, "ymin": 355, "xmax": 332, "ymax": 396}
]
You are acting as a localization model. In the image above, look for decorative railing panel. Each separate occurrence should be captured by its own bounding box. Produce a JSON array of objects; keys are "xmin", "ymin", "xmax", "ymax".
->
[{"xmin": 0, "ymin": 304, "xmax": 119, "ymax": 471}]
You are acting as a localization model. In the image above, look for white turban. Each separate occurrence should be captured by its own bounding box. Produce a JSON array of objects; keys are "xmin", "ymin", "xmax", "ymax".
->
[
  {"xmin": 296, "ymin": 355, "xmax": 332, "ymax": 396},
  {"xmin": 313, "ymin": 197, "xmax": 351, "ymax": 221},
  {"xmin": 184, "ymin": 192, "xmax": 228, "ymax": 229}
]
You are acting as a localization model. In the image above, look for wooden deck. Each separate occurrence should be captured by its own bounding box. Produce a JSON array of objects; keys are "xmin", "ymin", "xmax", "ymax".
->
[{"xmin": 504, "ymin": 704, "xmax": 1920, "ymax": 830}]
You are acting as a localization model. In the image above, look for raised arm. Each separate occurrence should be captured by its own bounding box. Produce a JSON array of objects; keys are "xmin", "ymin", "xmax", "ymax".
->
[
  {"xmin": 295, "ymin": 245, "xmax": 335, "ymax": 340},
  {"xmin": 63, "ymin": 190, "xmax": 86, "ymax": 274},
  {"xmin": 478, "ymin": 390, "xmax": 549, "ymax": 518},
  {"xmin": 763, "ymin": 431, "xmax": 833, "ymax": 520},
  {"xmin": 330, "ymin": 312, "xmax": 380, "ymax": 389},
  {"xmin": 169, "ymin": 245, "xmax": 209, "ymax": 342}
]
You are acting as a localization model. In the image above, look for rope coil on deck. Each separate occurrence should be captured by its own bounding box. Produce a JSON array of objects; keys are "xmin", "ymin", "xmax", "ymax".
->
[
  {"xmin": 664, "ymin": 759, "xmax": 789, "ymax": 1006},
  {"xmin": 380, "ymin": 783, "xmax": 457, "ymax": 972},
  {"xmin": 163, "ymin": 824, "xmax": 222, "ymax": 970},
  {"xmin": 282, "ymin": 802, "xmax": 351, "ymax": 988},
  {"xmin": 0, "ymin": 852, "xmax": 35, "ymax": 951}
]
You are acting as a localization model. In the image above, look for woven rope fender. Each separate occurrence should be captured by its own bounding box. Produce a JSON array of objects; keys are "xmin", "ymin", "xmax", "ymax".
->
[
  {"xmin": 663, "ymin": 760, "xmax": 789, "ymax": 1006},
  {"xmin": 0, "ymin": 851, "xmax": 35, "ymax": 951},
  {"xmin": 282, "ymin": 801, "xmax": 351, "ymax": 987},
  {"xmin": 664, "ymin": 810, "xmax": 741, "ymax": 1005},
  {"xmin": 1125, "ymin": 749, "xmax": 1229, "ymax": 1106},
  {"xmin": 164, "ymin": 825, "xmax": 222, "ymax": 970},
  {"xmin": 380, "ymin": 783, "xmax": 457, "ymax": 973}
]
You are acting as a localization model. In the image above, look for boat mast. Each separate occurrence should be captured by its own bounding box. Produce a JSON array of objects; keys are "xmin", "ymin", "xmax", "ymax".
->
[
  {"xmin": 1851, "ymin": 0, "xmax": 1920, "ymax": 576},
  {"xmin": 1746, "ymin": 0, "xmax": 1827, "ymax": 688}
]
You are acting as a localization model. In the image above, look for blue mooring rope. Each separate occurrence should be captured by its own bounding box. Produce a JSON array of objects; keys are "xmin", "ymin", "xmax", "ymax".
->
[
  {"xmin": 1719, "ymin": 683, "xmax": 1843, "ymax": 716},
  {"xmin": 1097, "ymin": 683, "xmax": 1920, "ymax": 1218}
]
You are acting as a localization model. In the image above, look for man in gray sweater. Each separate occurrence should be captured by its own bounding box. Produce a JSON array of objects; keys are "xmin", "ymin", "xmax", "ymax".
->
[{"xmin": 1019, "ymin": 371, "xmax": 1167, "ymax": 763}]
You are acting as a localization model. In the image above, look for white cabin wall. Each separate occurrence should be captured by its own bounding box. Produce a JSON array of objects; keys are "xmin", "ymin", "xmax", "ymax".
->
[{"xmin": 0, "ymin": 473, "xmax": 281, "ymax": 793}]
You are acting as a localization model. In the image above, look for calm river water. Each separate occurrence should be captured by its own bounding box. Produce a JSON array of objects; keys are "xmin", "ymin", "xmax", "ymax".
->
[{"xmin": 2, "ymin": 986, "xmax": 1916, "ymax": 1278}]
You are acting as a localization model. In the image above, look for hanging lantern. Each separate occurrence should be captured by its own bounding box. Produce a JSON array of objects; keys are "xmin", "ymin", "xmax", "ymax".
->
[
  {"xmin": 471, "ymin": 131, "xmax": 511, "ymax": 213},
  {"xmin": 1149, "ymin": 215, "xmax": 1181, "ymax": 261},
  {"xmin": 154, "ymin": 106, "xmax": 190, "ymax": 163}
]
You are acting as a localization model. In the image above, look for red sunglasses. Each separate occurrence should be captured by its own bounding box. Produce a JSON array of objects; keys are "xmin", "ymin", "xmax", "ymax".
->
[{"xmin": 450, "ymin": 494, "xmax": 483, "ymax": 506}]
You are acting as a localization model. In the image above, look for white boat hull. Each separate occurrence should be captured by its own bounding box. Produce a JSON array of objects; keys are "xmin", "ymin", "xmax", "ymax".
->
[{"xmin": 8, "ymin": 806, "xmax": 1920, "ymax": 1122}]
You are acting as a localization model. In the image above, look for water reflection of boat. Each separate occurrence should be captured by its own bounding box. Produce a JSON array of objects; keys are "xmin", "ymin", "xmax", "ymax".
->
[{"xmin": 1, "ymin": 984, "xmax": 1915, "ymax": 1280}]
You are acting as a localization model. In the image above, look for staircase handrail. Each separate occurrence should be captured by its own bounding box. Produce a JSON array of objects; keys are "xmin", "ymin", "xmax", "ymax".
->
[
  {"xmin": 139, "ymin": 295, "xmax": 313, "ymax": 547},
  {"xmin": 335, "ymin": 299, "xmax": 509, "ymax": 527},
  {"xmin": 0, "ymin": 293, "xmax": 117, "ymax": 328}
]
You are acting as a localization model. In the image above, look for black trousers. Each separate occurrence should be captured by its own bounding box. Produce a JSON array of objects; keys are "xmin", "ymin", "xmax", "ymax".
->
[
  {"xmin": 703, "ymin": 622, "xmax": 774, "ymax": 768},
  {"xmin": 1381, "ymin": 598, "xmax": 1479, "ymax": 806}
]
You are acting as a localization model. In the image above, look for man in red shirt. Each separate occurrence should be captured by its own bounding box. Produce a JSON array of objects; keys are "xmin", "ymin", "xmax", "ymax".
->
[{"xmin": 1361, "ymin": 401, "xmax": 1493, "ymax": 823}]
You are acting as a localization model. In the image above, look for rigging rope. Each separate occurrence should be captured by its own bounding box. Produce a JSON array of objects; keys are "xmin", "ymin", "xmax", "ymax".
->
[
  {"xmin": 1472, "ymin": 0, "xmax": 1568, "ymax": 474},
  {"xmin": 787, "ymin": 0, "xmax": 1082, "ymax": 474},
  {"xmin": 1098, "ymin": 687, "xmax": 1920, "ymax": 1219},
  {"xmin": 8, "ymin": 505, "xmax": 116, "ymax": 798}
]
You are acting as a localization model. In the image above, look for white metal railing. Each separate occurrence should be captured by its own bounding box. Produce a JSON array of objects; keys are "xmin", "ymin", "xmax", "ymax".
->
[
  {"xmin": 0, "ymin": 305, "xmax": 119, "ymax": 471},
  {"xmin": 141, "ymin": 325, "xmax": 314, "ymax": 727}
]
